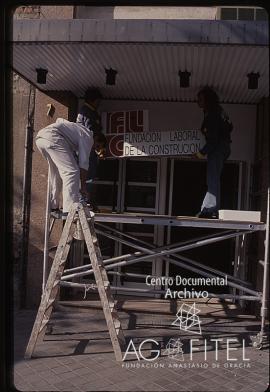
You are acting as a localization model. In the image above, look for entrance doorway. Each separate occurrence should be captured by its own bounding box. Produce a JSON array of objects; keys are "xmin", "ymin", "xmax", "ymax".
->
[
  {"xmin": 115, "ymin": 158, "xmax": 163, "ymax": 295},
  {"xmin": 80, "ymin": 157, "xmax": 245, "ymax": 297},
  {"xmin": 165, "ymin": 158, "xmax": 243, "ymax": 293},
  {"xmin": 80, "ymin": 158, "xmax": 164, "ymax": 295}
]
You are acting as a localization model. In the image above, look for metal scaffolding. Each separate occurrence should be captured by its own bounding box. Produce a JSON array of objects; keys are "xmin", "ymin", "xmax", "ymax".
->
[{"xmin": 44, "ymin": 189, "xmax": 269, "ymax": 350}]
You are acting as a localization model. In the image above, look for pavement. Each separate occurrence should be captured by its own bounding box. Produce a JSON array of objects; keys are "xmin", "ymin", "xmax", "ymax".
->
[{"xmin": 13, "ymin": 300, "xmax": 269, "ymax": 392}]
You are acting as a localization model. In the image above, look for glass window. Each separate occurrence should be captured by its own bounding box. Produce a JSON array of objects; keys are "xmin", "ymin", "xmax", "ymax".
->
[
  {"xmin": 124, "ymin": 261, "xmax": 152, "ymax": 275},
  {"xmin": 122, "ymin": 236, "xmax": 154, "ymax": 255},
  {"xmin": 97, "ymin": 234, "xmax": 116, "ymax": 257},
  {"xmin": 126, "ymin": 160, "xmax": 157, "ymax": 182},
  {"xmin": 96, "ymin": 159, "xmax": 119, "ymax": 181},
  {"xmin": 83, "ymin": 224, "xmax": 117, "ymax": 258},
  {"xmin": 120, "ymin": 242, "xmax": 153, "ymax": 281},
  {"xmin": 120, "ymin": 262, "xmax": 152, "ymax": 282},
  {"xmin": 256, "ymin": 8, "xmax": 268, "ymax": 21},
  {"xmin": 220, "ymin": 8, "xmax": 237, "ymax": 20},
  {"xmin": 95, "ymin": 184, "xmax": 117, "ymax": 206},
  {"xmin": 125, "ymin": 185, "xmax": 156, "ymax": 208},
  {"xmin": 238, "ymin": 8, "xmax": 254, "ymax": 20}
]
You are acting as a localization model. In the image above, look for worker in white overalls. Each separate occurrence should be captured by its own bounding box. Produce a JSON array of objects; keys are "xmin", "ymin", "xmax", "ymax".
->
[{"xmin": 35, "ymin": 118, "xmax": 107, "ymax": 215}]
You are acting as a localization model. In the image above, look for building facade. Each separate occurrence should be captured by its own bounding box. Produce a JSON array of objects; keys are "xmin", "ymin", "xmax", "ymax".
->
[{"xmin": 11, "ymin": 5, "xmax": 269, "ymax": 309}]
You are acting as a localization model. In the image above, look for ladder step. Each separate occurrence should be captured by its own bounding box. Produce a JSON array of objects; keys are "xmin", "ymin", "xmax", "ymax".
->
[
  {"xmin": 46, "ymin": 298, "xmax": 55, "ymax": 309},
  {"xmin": 25, "ymin": 203, "xmax": 125, "ymax": 362},
  {"xmin": 39, "ymin": 318, "xmax": 50, "ymax": 333},
  {"xmin": 53, "ymin": 281, "xmax": 60, "ymax": 288},
  {"xmin": 113, "ymin": 321, "xmax": 121, "ymax": 330},
  {"xmin": 111, "ymin": 310, "xmax": 120, "ymax": 319}
]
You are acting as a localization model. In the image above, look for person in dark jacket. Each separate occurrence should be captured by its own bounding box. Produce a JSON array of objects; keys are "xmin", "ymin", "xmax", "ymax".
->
[
  {"xmin": 77, "ymin": 87, "xmax": 103, "ymax": 134},
  {"xmin": 76, "ymin": 87, "xmax": 106, "ymax": 212},
  {"xmin": 195, "ymin": 87, "xmax": 232, "ymax": 219}
]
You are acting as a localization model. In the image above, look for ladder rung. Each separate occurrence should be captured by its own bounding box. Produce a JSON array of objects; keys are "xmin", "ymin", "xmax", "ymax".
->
[
  {"xmin": 112, "ymin": 320, "xmax": 121, "ymax": 329},
  {"xmin": 46, "ymin": 298, "xmax": 55, "ymax": 309},
  {"xmin": 39, "ymin": 319, "xmax": 49, "ymax": 333},
  {"xmin": 26, "ymin": 203, "xmax": 125, "ymax": 362},
  {"xmin": 111, "ymin": 310, "xmax": 119, "ymax": 319}
]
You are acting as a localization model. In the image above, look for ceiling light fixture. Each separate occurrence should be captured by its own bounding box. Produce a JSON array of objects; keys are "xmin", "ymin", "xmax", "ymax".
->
[
  {"xmin": 36, "ymin": 68, "xmax": 48, "ymax": 84},
  {"xmin": 178, "ymin": 70, "xmax": 191, "ymax": 88},
  {"xmin": 247, "ymin": 72, "xmax": 260, "ymax": 89},
  {"xmin": 105, "ymin": 68, "xmax": 118, "ymax": 85}
]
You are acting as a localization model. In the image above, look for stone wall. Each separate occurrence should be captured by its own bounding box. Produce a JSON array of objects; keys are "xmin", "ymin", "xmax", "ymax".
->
[
  {"xmin": 40, "ymin": 6, "xmax": 74, "ymax": 19},
  {"xmin": 13, "ymin": 6, "xmax": 41, "ymax": 19},
  {"xmin": 12, "ymin": 5, "xmax": 75, "ymax": 308},
  {"xmin": 12, "ymin": 73, "xmax": 36, "ymax": 308},
  {"xmin": 26, "ymin": 90, "xmax": 77, "ymax": 307},
  {"xmin": 13, "ymin": 5, "xmax": 73, "ymax": 19}
]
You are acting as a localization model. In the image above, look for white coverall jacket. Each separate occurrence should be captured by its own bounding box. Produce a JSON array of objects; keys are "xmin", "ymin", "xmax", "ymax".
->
[{"xmin": 36, "ymin": 118, "xmax": 94, "ymax": 213}]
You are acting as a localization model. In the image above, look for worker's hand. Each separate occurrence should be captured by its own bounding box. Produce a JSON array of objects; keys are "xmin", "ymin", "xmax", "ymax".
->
[
  {"xmin": 96, "ymin": 147, "xmax": 106, "ymax": 159},
  {"xmin": 193, "ymin": 151, "xmax": 206, "ymax": 159}
]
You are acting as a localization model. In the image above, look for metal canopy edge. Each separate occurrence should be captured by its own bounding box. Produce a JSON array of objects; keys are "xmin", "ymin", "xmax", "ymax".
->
[
  {"xmin": 12, "ymin": 19, "xmax": 269, "ymax": 45},
  {"xmin": 11, "ymin": 19, "xmax": 269, "ymax": 102}
]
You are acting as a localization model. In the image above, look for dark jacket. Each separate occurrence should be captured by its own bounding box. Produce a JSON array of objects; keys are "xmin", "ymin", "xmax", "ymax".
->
[
  {"xmin": 200, "ymin": 107, "xmax": 232, "ymax": 156},
  {"xmin": 76, "ymin": 103, "xmax": 102, "ymax": 135}
]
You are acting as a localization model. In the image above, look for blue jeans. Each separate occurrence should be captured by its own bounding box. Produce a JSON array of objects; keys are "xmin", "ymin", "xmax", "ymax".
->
[{"xmin": 201, "ymin": 146, "xmax": 230, "ymax": 213}]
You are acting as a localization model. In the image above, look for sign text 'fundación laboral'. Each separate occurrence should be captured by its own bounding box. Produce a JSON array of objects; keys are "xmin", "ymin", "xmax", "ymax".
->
[
  {"xmin": 103, "ymin": 110, "xmax": 204, "ymax": 157},
  {"xmin": 123, "ymin": 130, "xmax": 203, "ymax": 157}
]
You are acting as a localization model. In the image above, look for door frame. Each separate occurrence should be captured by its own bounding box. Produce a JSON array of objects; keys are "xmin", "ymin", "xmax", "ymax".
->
[
  {"xmin": 114, "ymin": 157, "xmax": 164, "ymax": 295},
  {"xmin": 163, "ymin": 158, "xmax": 248, "ymax": 293}
]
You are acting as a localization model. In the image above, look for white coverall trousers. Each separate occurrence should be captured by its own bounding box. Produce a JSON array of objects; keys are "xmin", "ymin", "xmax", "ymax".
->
[{"xmin": 36, "ymin": 133, "xmax": 80, "ymax": 213}]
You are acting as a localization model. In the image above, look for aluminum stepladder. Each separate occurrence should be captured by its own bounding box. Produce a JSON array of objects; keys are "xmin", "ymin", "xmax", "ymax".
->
[{"xmin": 24, "ymin": 202, "xmax": 126, "ymax": 361}]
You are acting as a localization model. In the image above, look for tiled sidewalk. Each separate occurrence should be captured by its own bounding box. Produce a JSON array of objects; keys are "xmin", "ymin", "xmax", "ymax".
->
[{"xmin": 13, "ymin": 305, "xmax": 269, "ymax": 391}]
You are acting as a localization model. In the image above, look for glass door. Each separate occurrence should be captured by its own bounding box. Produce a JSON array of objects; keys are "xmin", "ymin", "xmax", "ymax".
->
[
  {"xmin": 165, "ymin": 158, "xmax": 243, "ymax": 294},
  {"xmin": 79, "ymin": 158, "xmax": 121, "ymax": 287},
  {"xmin": 79, "ymin": 157, "xmax": 167, "ymax": 297},
  {"xmin": 115, "ymin": 158, "xmax": 162, "ymax": 296}
]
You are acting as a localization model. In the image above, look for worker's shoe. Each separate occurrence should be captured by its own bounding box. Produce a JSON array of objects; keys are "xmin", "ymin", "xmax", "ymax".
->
[
  {"xmin": 61, "ymin": 212, "xmax": 68, "ymax": 220},
  {"xmin": 196, "ymin": 210, "xmax": 218, "ymax": 219},
  {"xmin": 51, "ymin": 208, "xmax": 62, "ymax": 219},
  {"xmin": 88, "ymin": 202, "xmax": 100, "ymax": 213}
]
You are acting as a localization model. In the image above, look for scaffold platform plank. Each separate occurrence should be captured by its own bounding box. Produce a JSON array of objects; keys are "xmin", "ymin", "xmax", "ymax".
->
[{"xmin": 94, "ymin": 212, "xmax": 265, "ymax": 231}]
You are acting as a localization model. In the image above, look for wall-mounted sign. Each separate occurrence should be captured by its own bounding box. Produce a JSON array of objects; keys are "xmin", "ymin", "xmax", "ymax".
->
[
  {"xmin": 102, "ymin": 110, "xmax": 149, "ymax": 134},
  {"xmin": 107, "ymin": 130, "xmax": 203, "ymax": 158},
  {"xmin": 102, "ymin": 110, "xmax": 203, "ymax": 158},
  {"xmin": 124, "ymin": 130, "xmax": 203, "ymax": 157}
]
